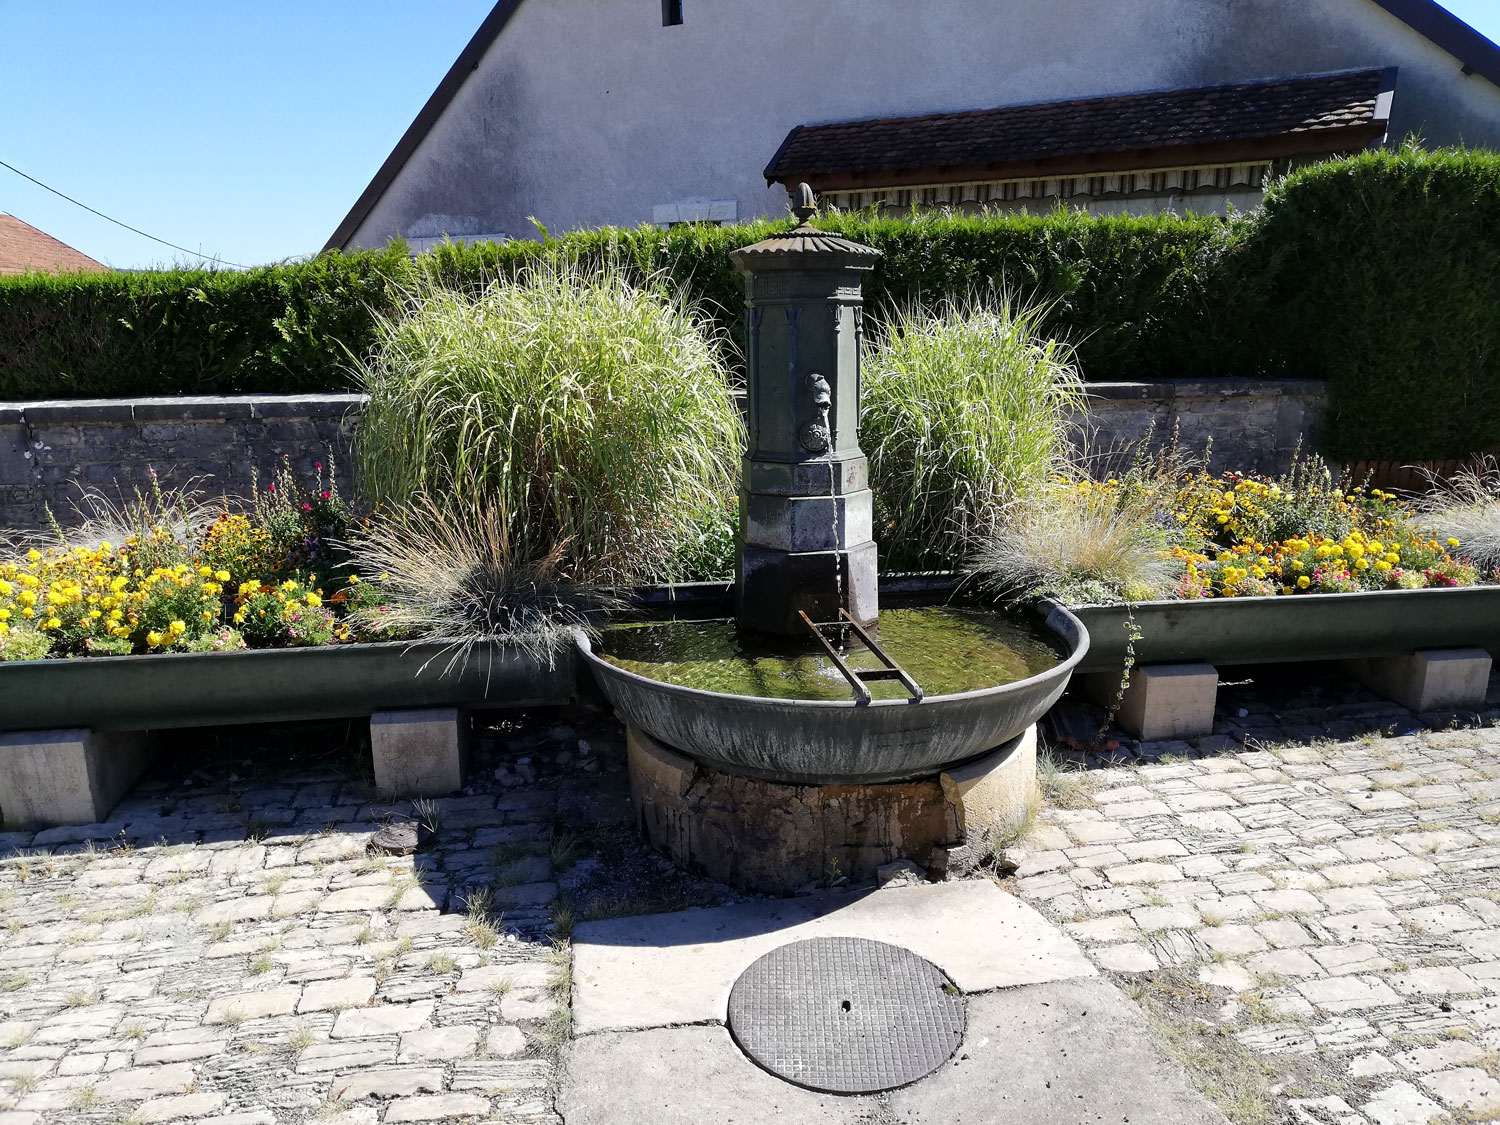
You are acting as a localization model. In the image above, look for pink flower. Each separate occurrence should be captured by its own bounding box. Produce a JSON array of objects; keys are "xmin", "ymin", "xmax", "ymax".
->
[
  {"xmin": 315, "ymin": 462, "xmax": 323, "ymax": 470},
  {"xmin": 267, "ymin": 484, "xmax": 275, "ymax": 493},
  {"xmin": 321, "ymin": 491, "xmax": 331, "ymax": 499},
  {"xmin": 302, "ymin": 502, "xmax": 312, "ymax": 512}
]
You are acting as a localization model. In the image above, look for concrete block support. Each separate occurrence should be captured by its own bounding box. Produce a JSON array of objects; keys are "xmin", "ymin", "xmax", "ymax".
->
[
  {"xmin": 1344, "ymin": 648, "xmax": 1493, "ymax": 713},
  {"xmin": 940, "ymin": 726, "xmax": 1039, "ymax": 840},
  {"xmin": 370, "ymin": 708, "xmax": 469, "ymax": 799},
  {"xmin": 1085, "ymin": 663, "xmax": 1219, "ymax": 740},
  {"xmin": 0, "ymin": 729, "xmax": 156, "ymax": 830}
]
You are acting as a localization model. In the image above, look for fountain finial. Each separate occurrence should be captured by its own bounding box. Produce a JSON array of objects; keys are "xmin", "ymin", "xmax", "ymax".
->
[{"xmin": 793, "ymin": 183, "xmax": 818, "ymax": 224}]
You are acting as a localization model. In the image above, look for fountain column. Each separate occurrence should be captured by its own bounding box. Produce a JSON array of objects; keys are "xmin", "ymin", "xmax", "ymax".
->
[{"xmin": 730, "ymin": 185, "xmax": 882, "ymax": 637}]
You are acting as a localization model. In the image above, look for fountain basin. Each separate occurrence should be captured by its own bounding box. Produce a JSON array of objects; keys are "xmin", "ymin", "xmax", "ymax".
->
[{"xmin": 578, "ymin": 601, "xmax": 1089, "ymax": 785}]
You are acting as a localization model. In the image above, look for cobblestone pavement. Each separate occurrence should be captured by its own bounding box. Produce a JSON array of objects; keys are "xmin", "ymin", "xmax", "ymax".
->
[
  {"xmin": 1013, "ymin": 667, "xmax": 1500, "ymax": 1125},
  {"xmin": 0, "ymin": 714, "xmax": 604, "ymax": 1125},
  {"xmin": 3, "ymin": 663, "xmax": 1499, "ymax": 1125}
]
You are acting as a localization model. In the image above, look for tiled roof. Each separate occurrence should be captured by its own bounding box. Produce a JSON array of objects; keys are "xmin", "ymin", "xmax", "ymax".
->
[
  {"xmin": 766, "ymin": 69, "xmax": 1393, "ymax": 184},
  {"xmin": 0, "ymin": 215, "xmax": 106, "ymax": 275}
]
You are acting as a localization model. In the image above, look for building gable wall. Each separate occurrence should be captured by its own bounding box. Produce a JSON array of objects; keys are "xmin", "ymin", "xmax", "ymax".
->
[{"xmin": 346, "ymin": 0, "xmax": 1500, "ymax": 249}]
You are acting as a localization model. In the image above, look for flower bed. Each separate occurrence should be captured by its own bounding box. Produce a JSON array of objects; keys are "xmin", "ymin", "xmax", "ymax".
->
[
  {"xmin": 1166, "ymin": 470, "xmax": 1479, "ymax": 598},
  {"xmin": 0, "ymin": 461, "xmax": 387, "ymax": 662}
]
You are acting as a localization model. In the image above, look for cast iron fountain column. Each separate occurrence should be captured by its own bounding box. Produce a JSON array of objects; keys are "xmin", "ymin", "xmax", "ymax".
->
[{"xmin": 730, "ymin": 185, "xmax": 883, "ymax": 637}]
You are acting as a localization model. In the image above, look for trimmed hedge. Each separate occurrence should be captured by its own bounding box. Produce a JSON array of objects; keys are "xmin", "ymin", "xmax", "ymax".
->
[
  {"xmin": 1247, "ymin": 146, "xmax": 1500, "ymax": 461},
  {"xmin": 0, "ymin": 247, "xmax": 408, "ymax": 399},
  {"xmin": 2, "ymin": 146, "xmax": 1499, "ymax": 461},
  {"xmin": 0, "ymin": 212, "xmax": 1232, "ymax": 400}
]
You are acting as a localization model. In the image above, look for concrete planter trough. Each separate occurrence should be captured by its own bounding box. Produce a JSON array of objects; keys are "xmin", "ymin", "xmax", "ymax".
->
[
  {"xmin": 1071, "ymin": 585, "xmax": 1500, "ymax": 674},
  {"xmin": 0, "ymin": 639, "xmax": 575, "ymax": 733},
  {"xmin": 0, "ymin": 640, "xmax": 577, "ymax": 827}
]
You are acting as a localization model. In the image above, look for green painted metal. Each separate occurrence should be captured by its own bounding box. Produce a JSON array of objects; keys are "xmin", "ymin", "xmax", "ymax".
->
[
  {"xmin": 0, "ymin": 641, "xmax": 575, "ymax": 733},
  {"xmin": 1073, "ymin": 586, "xmax": 1500, "ymax": 674}
]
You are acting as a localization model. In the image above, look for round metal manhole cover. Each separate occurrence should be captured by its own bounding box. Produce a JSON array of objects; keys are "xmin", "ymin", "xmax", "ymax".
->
[{"xmin": 726, "ymin": 936, "xmax": 965, "ymax": 1093}]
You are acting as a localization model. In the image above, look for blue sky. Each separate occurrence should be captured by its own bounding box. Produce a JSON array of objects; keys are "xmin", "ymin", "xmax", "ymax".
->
[{"xmin": 2, "ymin": 0, "xmax": 1498, "ymax": 270}]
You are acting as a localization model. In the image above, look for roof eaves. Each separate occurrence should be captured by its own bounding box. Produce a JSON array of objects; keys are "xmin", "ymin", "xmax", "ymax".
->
[
  {"xmin": 323, "ymin": 0, "xmax": 525, "ymax": 253},
  {"xmin": 1367, "ymin": 0, "xmax": 1500, "ymax": 89}
]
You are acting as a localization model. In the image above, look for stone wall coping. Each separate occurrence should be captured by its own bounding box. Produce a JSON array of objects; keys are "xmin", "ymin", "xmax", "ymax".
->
[
  {"xmin": 0, "ymin": 393, "xmax": 368, "ymax": 426},
  {"xmin": 0, "ymin": 380, "xmax": 1325, "ymax": 425},
  {"xmin": 1083, "ymin": 378, "xmax": 1327, "ymax": 402}
]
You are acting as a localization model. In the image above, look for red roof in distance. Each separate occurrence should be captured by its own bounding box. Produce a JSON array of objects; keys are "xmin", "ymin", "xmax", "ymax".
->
[{"xmin": 0, "ymin": 214, "xmax": 106, "ymax": 275}]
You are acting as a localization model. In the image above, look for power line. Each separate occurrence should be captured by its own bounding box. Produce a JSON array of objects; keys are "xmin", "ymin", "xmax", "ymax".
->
[{"xmin": 0, "ymin": 157, "xmax": 247, "ymax": 269}]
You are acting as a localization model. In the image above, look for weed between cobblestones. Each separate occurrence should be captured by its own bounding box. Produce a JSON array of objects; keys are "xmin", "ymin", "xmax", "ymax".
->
[{"xmin": 1126, "ymin": 973, "xmax": 1297, "ymax": 1125}]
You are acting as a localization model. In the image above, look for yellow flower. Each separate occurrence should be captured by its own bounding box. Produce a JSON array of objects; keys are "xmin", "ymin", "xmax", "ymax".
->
[
  {"xmin": 1447, "ymin": 537, "xmax": 1460, "ymax": 548},
  {"xmin": 146, "ymin": 631, "xmax": 163, "ymax": 647},
  {"xmin": 1375, "ymin": 560, "xmax": 1392, "ymax": 573},
  {"xmin": 26, "ymin": 549, "xmax": 40, "ymax": 562},
  {"xmin": 1354, "ymin": 557, "xmax": 1369, "ymax": 571},
  {"xmin": 44, "ymin": 617, "xmax": 61, "ymax": 630},
  {"xmin": 1296, "ymin": 576, "xmax": 1310, "ymax": 589},
  {"xmin": 168, "ymin": 620, "xmax": 187, "ymax": 636},
  {"xmin": 305, "ymin": 592, "xmax": 322, "ymax": 608},
  {"xmin": 214, "ymin": 570, "xmax": 230, "ymax": 582}
]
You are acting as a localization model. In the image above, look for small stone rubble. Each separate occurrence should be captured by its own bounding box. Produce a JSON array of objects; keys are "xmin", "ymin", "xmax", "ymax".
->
[{"xmin": 1013, "ymin": 666, "xmax": 1500, "ymax": 1125}]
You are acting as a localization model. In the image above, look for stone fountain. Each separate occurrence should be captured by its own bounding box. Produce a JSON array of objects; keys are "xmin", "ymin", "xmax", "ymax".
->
[{"xmin": 579, "ymin": 187, "xmax": 1089, "ymax": 893}]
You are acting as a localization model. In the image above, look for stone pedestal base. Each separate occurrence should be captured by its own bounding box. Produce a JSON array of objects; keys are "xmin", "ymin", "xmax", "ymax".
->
[
  {"xmin": 626, "ymin": 723, "xmax": 1037, "ymax": 894},
  {"xmin": 370, "ymin": 708, "xmax": 469, "ymax": 798},
  {"xmin": 1345, "ymin": 648, "xmax": 1493, "ymax": 713},
  {"xmin": 0, "ymin": 729, "xmax": 156, "ymax": 830},
  {"xmin": 1085, "ymin": 663, "xmax": 1219, "ymax": 740}
]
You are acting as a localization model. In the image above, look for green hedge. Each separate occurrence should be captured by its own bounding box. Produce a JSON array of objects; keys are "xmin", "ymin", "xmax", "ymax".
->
[
  {"xmin": 0, "ymin": 247, "xmax": 408, "ymax": 398},
  {"xmin": 1246, "ymin": 146, "xmax": 1500, "ymax": 461},
  {"xmin": 2, "ymin": 146, "xmax": 1499, "ymax": 461},
  {"xmin": 0, "ymin": 212, "xmax": 1232, "ymax": 399}
]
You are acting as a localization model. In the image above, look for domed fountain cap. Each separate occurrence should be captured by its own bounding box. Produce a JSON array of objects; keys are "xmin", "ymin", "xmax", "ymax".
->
[{"xmin": 730, "ymin": 183, "xmax": 881, "ymax": 273}]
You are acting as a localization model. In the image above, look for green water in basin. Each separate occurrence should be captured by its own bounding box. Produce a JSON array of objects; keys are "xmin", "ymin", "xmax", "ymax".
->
[{"xmin": 597, "ymin": 605, "xmax": 1062, "ymax": 702}]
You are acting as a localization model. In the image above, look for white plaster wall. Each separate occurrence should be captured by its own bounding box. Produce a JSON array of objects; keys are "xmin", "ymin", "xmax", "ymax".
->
[{"xmin": 346, "ymin": 0, "xmax": 1500, "ymax": 248}]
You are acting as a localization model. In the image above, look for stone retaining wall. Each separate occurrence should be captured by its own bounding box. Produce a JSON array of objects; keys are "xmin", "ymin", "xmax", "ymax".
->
[
  {"xmin": 1070, "ymin": 379, "xmax": 1328, "ymax": 475},
  {"xmin": 0, "ymin": 395, "xmax": 362, "ymax": 531},
  {"xmin": 0, "ymin": 379, "xmax": 1328, "ymax": 532}
]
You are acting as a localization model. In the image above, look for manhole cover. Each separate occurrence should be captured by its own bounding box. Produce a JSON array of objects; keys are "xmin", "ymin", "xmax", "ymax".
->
[{"xmin": 726, "ymin": 936, "xmax": 965, "ymax": 1093}]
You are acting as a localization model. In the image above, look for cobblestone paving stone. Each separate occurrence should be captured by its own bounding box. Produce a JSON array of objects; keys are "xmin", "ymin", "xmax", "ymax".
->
[
  {"xmin": 1015, "ymin": 667, "xmax": 1500, "ymax": 1125},
  {"xmin": 0, "ymin": 719, "xmax": 585, "ymax": 1125}
]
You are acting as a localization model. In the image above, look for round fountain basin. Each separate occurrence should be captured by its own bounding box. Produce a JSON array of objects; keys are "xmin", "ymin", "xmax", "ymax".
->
[{"xmin": 577, "ymin": 601, "xmax": 1089, "ymax": 785}]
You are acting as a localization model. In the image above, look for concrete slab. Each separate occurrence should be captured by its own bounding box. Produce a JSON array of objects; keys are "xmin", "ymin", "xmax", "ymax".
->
[
  {"xmin": 885, "ymin": 978, "xmax": 1229, "ymax": 1124},
  {"xmin": 559, "ymin": 1025, "xmax": 865, "ymax": 1125},
  {"xmin": 572, "ymin": 880, "xmax": 1095, "ymax": 1035},
  {"xmin": 560, "ymin": 977, "xmax": 1228, "ymax": 1125}
]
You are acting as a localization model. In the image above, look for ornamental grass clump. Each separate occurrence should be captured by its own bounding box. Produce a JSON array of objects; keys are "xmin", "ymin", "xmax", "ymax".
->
[
  {"xmin": 860, "ymin": 297, "xmax": 1085, "ymax": 568},
  {"xmin": 968, "ymin": 441, "xmax": 1189, "ymax": 605},
  {"xmin": 343, "ymin": 495, "xmax": 619, "ymax": 666},
  {"xmin": 1418, "ymin": 456, "xmax": 1500, "ymax": 578},
  {"xmin": 355, "ymin": 265, "xmax": 743, "ymax": 584}
]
